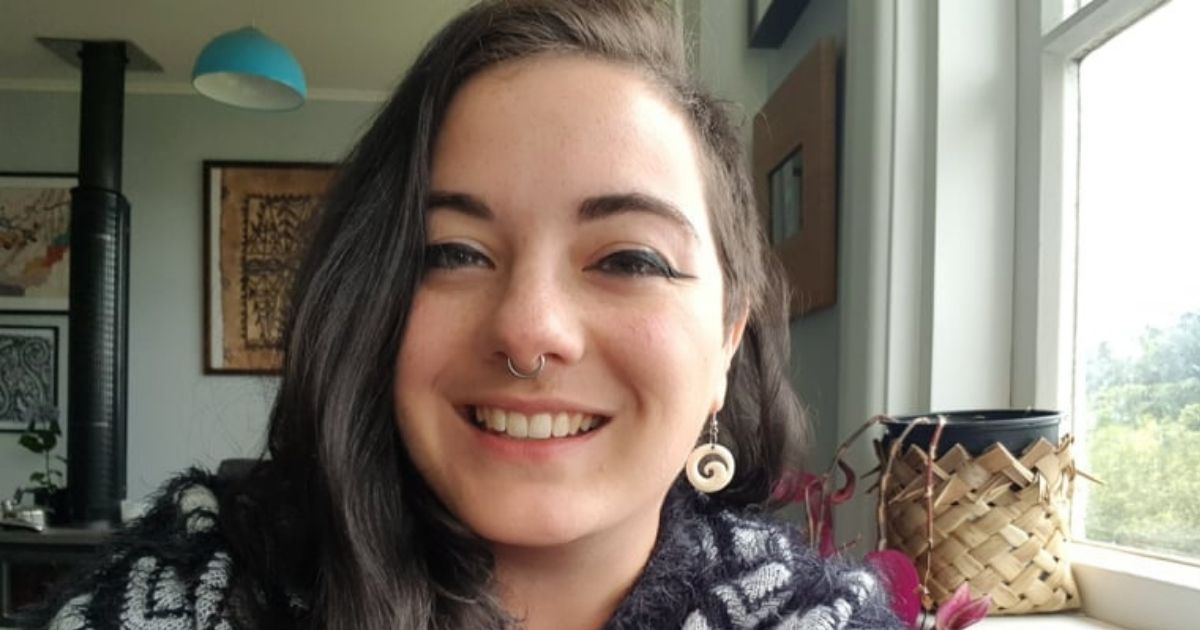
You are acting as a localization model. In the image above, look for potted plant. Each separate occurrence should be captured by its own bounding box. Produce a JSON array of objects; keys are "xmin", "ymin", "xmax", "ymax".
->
[
  {"xmin": 875, "ymin": 410, "xmax": 1083, "ymax": 616},
  {"xmin": 13, "ymin": 403, "xmax": 69, "ymax": 525},
  {"xmin": 773, "ymin": 415, "xmax": 993, "ymax": 629}
]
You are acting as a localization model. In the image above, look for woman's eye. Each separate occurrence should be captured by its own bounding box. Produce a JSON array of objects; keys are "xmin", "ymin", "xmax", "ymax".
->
[
  {"xmin": 589, "ymin": 249, "xmax": 691, "ymax": 279},
  {"xmin": 423, "ymin": 243, "xmax": 493, "ymax": 270}
]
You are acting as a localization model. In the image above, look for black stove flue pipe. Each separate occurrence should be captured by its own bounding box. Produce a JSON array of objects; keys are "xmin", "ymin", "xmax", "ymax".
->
[{"xmin": 66, "ymin": 41, "xmax": 130, "ymax": 527}]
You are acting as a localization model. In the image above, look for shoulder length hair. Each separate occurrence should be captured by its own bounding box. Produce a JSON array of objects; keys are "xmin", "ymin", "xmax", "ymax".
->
[{"xmin": 221, "ymin": 1, "xmax": 808, "ymax": 628}]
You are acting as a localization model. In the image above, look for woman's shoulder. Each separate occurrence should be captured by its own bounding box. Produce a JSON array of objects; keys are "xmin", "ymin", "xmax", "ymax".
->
[
  {"xmin": 43, "ymin": 469, "xmax": 242, "ymax": 629},
  {"xmin": 611, "ymin": 488, "xmax": 903, "ymax": 629}
]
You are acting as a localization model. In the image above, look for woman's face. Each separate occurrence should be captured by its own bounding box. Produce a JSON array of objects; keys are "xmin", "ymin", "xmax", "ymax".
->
[{"xmin": 394, "ymin": 56, "xmax": 744, "ymax": 549}]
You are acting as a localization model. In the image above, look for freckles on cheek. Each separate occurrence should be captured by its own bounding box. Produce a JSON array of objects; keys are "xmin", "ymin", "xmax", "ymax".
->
[
  {"xmin": 396, "ymin": 293, "xmax": 449, "ymax": 387},
  {"xmin": 620, "ymin": 313, "xmax": 706, "ymax": 393},
  {"xmin": 627, "ymin": 314, "xmax": 664, "ymax": 348}
]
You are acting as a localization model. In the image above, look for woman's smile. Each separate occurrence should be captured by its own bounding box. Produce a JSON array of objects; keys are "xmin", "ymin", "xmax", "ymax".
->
[{"xmin": 466, "ymin": 405, "xmax": 609, "ymax": 440}]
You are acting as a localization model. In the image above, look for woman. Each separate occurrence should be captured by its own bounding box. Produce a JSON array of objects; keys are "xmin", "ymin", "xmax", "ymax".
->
[{"xmin": 44, "ymin": 1, "xmax": 900, "ymax": 628}]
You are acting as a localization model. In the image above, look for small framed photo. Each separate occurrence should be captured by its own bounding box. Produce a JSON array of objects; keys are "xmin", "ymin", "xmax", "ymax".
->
[
  {"xmin": 0, "ymin": 313, "xmax": 68, "ymax": 432},
  {"xmin": 753, "ymin": 38, "xmax": 838, "ymax": 318},
  {"xmin": 204, "ymin": 161, "xmax": 337, "ymax": 374},
  {"xmin": 0, "ymin": 173, "xmax": 76, "ymax": 312}
]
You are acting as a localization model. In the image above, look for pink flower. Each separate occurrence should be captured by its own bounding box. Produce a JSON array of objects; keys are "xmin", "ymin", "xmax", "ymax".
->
[
  {"xmin": 864, "ymin": 549, "xmax": 922, "ymax": 628},
  {"xmin": 935, "ymin": 584, "xmax": 991, "ymax": 630}
]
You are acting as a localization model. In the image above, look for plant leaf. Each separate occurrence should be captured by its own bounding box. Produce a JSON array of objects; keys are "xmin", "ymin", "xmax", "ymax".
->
[
  {"xmin": 865, "ymin": 549, "xmax": 922, "ymax": 628},
  {"xmin": 18, "ymin": 434, "xmax": 42, "ymax": 452},
  {"xmin": 935, "ymin": 584, "xmax": 991, "ymax": 630},
  {"xmin": 830, "ymin": 457, "xmax": 857, "ymax": 503}
]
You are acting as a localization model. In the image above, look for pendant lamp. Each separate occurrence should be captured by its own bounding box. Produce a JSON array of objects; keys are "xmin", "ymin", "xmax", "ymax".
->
[{"xmin": 192, "ymin": 26, "xmax": 307, "ymax": 110}]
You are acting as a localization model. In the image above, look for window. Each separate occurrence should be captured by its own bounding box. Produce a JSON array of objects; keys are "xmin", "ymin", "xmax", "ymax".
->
[
  {"xmin": 1071, "ymin": 0, "xmax": 1200, "ymax": 562},
  {"xmin": 1040, "ymin": 0, "xmax": 1200, "ymax": 565},
  {"xmin": 1063, "ymin": 0, "xmax": 1099, "ymax": 21}
]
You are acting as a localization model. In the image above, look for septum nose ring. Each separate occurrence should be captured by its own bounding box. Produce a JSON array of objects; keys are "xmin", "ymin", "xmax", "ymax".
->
[{"xmin": 506, "ymin": 354, "xmax": 546, "ymax": 380}]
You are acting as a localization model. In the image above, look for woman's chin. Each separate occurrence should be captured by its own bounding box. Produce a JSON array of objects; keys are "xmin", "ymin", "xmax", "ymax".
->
[
  {"xmin": 459, "ymin": 493, "xmax": 609, "ymax": 549},
  {"xmin": 470, "ymin": 508, "xmax": 597, "ymax": 547}
]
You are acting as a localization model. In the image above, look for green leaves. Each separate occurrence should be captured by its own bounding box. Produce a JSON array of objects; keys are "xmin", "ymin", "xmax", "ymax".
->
[
  {"xmin": 17, "ymin": 410, "xmax": 61, "ymax": 455},
  {"xmin": 1084, "ymin": 309, "xmax": 1200, "ymax": 558},
  {"xmin": 14, "ymin": 405, "xmax": 66, "ymax": 494},
  {"xmin": 18, "ymin": 427, "xmax": 58, "ymax": 454},
  {"xmin": 18, "ymin": 432, "xmax": 41, "ymax": 452}
]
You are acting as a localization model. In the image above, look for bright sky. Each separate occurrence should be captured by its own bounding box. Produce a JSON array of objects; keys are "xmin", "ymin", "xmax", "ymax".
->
[{"xmin": 1075, "ymin": 0, "xmax": 1200, "ymax": 360}]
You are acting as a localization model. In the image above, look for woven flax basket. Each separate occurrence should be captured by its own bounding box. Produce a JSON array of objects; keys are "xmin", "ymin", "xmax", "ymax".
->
[{"xmin": 877, "ymin": 436, "xmax": 1081, "ymax": 615}]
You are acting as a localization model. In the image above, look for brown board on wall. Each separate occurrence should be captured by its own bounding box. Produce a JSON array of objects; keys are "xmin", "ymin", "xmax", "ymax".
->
[
  {"xmin": 203, "ymin": 161, "xmax": 336, "ymax": 374},
  {"xmin": 753, "ymin": 38, "xmax": 838, "ymax": 318}
]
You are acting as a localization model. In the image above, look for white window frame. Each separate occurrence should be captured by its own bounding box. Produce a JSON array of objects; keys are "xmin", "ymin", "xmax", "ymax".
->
[
  {"xmin": 1016, "ymin": 0, "xmax": 1200, "ymax": 627},
  {"xmin": 838, "ymin": 0, "xmax": 1198, "ymax": 627}
]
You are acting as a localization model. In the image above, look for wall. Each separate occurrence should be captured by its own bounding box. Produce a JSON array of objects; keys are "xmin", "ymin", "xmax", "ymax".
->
[
  {"xmin": 687, "ymin": 0, "xmax": 848, "ymax": 469},
  {"xmin": 0, "ymin": 89, "xmax": 378, "ymax": 500}
]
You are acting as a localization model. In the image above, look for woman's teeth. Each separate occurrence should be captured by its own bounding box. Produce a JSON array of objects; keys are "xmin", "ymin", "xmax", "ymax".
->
[{"xmin": 473, "ymin": 406, "xmax": 600, "ymax": 440}]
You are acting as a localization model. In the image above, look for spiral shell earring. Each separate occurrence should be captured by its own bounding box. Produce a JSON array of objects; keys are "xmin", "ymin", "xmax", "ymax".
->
[{"xmin": 686, "ymin": 414, "xmax": 735, "ymax": 493}]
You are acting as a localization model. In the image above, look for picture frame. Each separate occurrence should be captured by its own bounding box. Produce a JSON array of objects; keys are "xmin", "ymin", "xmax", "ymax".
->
[
  {"xmin": 749, "ymin": 0, "xmax": 813, "ymax": 49},
  {"xmin": 752, "ymin": 38, "xmax": 838, "ymax": 318},
  {"xmin": 0, "ymin": 173, "xmax": 76, "ymax": 313},
  {"xmin": 0, "ymin": 313, "xmax": 68, "ymax": 432},
  {"xmin": 203, "ymin": 161, "xmax": 337, "ymax": 374}
]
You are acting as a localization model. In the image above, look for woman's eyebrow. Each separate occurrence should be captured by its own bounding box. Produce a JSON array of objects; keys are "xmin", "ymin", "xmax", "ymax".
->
[
  {"xmin": 426, "ymin": 190, "xmax": 698, "ymax": 240},
  {"xmin": 579, "ymin": 193, "xmax": 698, "ymax": 240},
  {"xmin": 426, "ymin": 191, "xmax": 492, "ymax": 218}
]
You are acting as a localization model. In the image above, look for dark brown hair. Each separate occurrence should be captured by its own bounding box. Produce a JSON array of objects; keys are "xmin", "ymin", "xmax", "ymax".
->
[{"xmin": 222, "ymin": 1, "xmax": 808, "ymax": 628}]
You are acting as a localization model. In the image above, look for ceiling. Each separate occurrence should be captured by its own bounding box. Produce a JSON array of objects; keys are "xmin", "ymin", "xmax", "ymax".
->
[{"xmin": 0, "ymin": 0, "xmax": 478, "ymax": 100}]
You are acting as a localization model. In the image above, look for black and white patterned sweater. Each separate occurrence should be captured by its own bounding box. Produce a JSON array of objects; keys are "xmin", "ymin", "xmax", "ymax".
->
[{"xmin": 42, "ymin": 471, "xmax": 902, "ymax": 629}]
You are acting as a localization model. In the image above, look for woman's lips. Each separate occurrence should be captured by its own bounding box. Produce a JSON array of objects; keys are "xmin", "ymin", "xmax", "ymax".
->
[{"xmin": 466, "ymin": 405, "xmax": 609, "ymax": 440}]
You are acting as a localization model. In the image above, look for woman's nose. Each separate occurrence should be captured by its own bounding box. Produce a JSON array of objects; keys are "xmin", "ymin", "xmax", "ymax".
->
[{"xmin": 487, "ymin": 263, "xmax": 586, "ymax": 374}]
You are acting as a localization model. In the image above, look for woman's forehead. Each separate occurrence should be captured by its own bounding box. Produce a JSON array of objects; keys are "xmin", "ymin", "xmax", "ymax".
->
[{"xmin": 429, "ymin": 55, "xmax": 712, "ymax": 233}]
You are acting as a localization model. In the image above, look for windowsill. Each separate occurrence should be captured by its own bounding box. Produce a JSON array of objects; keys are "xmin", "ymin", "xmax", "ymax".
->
[
  {"xmin": 1071, "ymin": 541, "xmax": 1200, "ymax": 590},
  {"xmin": 1068, "ymin": 541, "xmax": 1200, "ymax": 630},
  {"xmin": 977, "ymin": 613, "xmax": 1121, "ymax": 629}
]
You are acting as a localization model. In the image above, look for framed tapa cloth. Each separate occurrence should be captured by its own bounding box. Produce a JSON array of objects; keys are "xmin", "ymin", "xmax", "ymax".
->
[
  {"xmin": 0, "ymin": 173, "xmax": 76, "ymax": 312},
  {"xmin": 203, "ymin": 161, "xmax": 336, "ymax": 374},
  {"xmin": 0, "ymin": 313, "xmax": 68, "ymax": 431}
]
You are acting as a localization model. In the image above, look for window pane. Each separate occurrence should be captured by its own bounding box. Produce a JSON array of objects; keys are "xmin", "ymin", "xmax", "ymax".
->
[
  {"xmin": 1068, "ymin": 0, "xmax": 1096, "ymax": 20},
  {"xmin": 1074, "ymin": 0, "xmax": 1200, "ymax": 562}
]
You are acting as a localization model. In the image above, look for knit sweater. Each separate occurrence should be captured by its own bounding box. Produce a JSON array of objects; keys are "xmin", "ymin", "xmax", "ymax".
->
[{"xmin": 42, "ymin": 471, "xmax": 902, "ymax": 629}]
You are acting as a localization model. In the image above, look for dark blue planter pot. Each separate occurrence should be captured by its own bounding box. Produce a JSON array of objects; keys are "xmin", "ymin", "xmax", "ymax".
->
[{"xmin": 881, "ymin": 409, "xmax": 1062, "ymax": 456}]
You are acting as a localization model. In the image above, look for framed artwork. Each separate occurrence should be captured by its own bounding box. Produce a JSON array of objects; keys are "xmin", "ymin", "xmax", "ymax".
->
[
  {"xmin": 0, "ymin": 313, "xmax": 68, "ymax": 432},
  {"xmin": 204, "ymin": 161, "xmax": 337, "ymax": 374},
  {"xmin": 0, "ymin": 173, "xmax": 76, "ymax": 312},
  {"xmin": 749, "ymin": 0, "xmax": 812, "ymax": 49},
  {"xmin": 752, "ymin": 38, "xmax": 838, "ymax": 318}
]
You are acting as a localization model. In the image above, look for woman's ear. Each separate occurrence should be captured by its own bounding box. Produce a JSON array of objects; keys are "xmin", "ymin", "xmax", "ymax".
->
[
  {"xmin": 723, "ymin": 303, "xmax": 750, "ymax": 369},
  {"xmin": 711, "ymin": 304, "xmax": 750, "ymax": 415}
]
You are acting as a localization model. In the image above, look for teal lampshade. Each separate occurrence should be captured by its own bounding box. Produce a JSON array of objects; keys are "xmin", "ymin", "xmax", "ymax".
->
[{"xmin": 192, "ymin": 26, "xmax": 307, "ymax": 110}]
